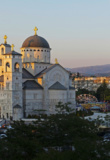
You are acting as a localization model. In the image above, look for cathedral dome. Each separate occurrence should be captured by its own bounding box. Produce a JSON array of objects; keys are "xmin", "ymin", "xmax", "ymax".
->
[{"xmin": 22, "ymin": 35, "xmax": 50, "ymax": 48}]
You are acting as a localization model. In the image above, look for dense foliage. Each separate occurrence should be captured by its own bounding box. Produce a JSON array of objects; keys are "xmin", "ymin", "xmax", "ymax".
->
[
  {"xmin": 96, "ymin": 80, "xmax": 110, "ymax": 101},
  {"xmin": 0, "ymin": 112, "xmax": 110, "ymax": 160}
]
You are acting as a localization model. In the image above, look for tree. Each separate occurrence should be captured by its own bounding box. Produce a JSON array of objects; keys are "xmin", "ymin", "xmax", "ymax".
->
[
  {"xmin": 0, "ymin": 112, "xmax": 110, "ymax": 159},
  {"xmin": 55, "ymin": 102, "xmax": 74, "ymax": 114},
  {"xmin": 76, "ymin": 88, "xmax": 96, "ymax": 97},
  {"xmin": 105, "ymin": 95, "xmax": 110, "ymax": 102},
  {"xmin": 96, "ymin": 80, "xmax": 110, "ymax": 101}
]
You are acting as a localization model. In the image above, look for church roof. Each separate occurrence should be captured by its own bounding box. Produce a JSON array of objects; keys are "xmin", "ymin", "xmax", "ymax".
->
[
  {"xmin": 23, "ymin": 80, "xmax": 43, "ymax": 90},
  {"xmin": 0, "ymin": 75, "xmax": 4, "ymax": 82},
  {"xmin": 22, "ymin": 35, "xmax": 50, "ymax": 48},
  {"xmin": 69, "ymin": 86, "xmax": 75, "ymax": 90},
  {"xmin": 0, "ymin": 44, "xmax": 11, "ymax": 47},
  {"xmin": 22, "ymin": 68, "xmax": 34, "ymax": 79},
  {"xmin": 13, "ymin": 104, "xmax": 22, "ymax": 109},
  {"xmin": 3, "ymin": 51, "xmax": 22, "ymax": 56},
  {"xmin": 35, "ymin": 64, "xmax": 70, "ymax": 78},
  {"xmin": 49, "ymin": 81, "xmax": 67, "ymax": 90}
]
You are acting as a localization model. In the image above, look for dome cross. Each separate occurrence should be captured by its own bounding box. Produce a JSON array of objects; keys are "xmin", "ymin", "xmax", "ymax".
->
[
  {"xmin": 34, "ymin": 27, "xmax": 38, "ymax": 35},
  {"xmin": 11, "ymin": 44, "xmax": 14, "ymax": 51},
  {"xmin": 55, "ymin": 58, "xmax": 58, "ymax": 64},
  {"xmin": 4, "ymin": 35, "xmax": 7, "ymax": 44}
]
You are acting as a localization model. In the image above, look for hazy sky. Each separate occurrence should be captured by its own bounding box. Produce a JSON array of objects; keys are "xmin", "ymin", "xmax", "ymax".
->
[{"xmin": 0, "ymin": 0, "xmax": 110, "ymax": 68}]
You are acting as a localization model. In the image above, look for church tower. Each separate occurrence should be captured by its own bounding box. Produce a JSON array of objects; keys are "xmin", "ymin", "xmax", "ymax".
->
[{"xmin": 0, "ymin": 37, "xmax": 23, "ymax": 120}]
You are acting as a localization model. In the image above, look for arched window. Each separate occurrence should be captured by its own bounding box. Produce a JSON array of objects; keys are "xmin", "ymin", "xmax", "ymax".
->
[
  {"xmin": 37, "ymin": 55, "xmax": 39, "ymax": 62},
  {"xmin": 45, "ymin": 56, "xmax": 46, "ymax": 62},
  {"xmin": 1, "ymin": 48, "xmax": 4, "ymax": 54},
  {"xmin": 27, "ymin": 53, "xmax": 30, "ymax": 58},
  {"xmin": 14, "ymin": 63, "xmax": 20, "ymax": 72},
  {"xmin": 6, "ymin": 62, "xmax": 10, "ymax": 72},
  {"xmin": 0, "ymin": 59, "xmax": 2, "ymax": 66}
]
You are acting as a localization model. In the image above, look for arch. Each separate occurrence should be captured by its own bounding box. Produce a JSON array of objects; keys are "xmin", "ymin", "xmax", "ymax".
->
[
  {"xmin": 37, "ymin": 55, "xmax": 39, "ymax": 62},
  {"xmin": 0, "ymin": 59, "xmax": 2, "ymax": 66},
  {"xmin": 6, "ymin": 62, "xmax": 10, "ymax": 72},
  {"xmin": 45, "ymin": 56, "xmax": 46, "ymax": 62},
  {"xmin": 14, "ymin": 62, "xmax": 20, "ymax": 72},
  {"xmin": 1, "ymin": 48, "xmax": 4, "ymax": 54},
  {"xmin": 27, "ymin": 53, "xmax": 30, "ymax": 58}
]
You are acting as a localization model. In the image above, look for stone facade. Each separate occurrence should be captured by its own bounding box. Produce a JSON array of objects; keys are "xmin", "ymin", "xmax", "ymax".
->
[{"xmin": 0, "ymin": 29, "xmax": 76, "ymax": 120}]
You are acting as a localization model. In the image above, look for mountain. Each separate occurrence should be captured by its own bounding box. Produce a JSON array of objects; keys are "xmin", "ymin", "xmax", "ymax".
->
[{"xmin": 68, "ymin": 64, "xmax": 110, "ymax": 76}]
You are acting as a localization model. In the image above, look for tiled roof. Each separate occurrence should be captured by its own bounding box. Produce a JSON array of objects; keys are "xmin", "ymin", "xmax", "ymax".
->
[
  {"xmin": 23, "ymin": 80, "xmax": 43, "ymax": 90},
  {"xmin": 3, "ymin": 51, "xmax": 22, "ymax": 56},
  {"xmin": 49, "ymin": 81, "xmax": 67, "ymax": 90},
  {"xmin": 22, "ymin": 68, "xmax": 34, "ymax": 79},
  {"xmin": 13, "ymin": 104, "xmax": 22, "ymax": 108},
  {"xmin": 0, "ymin": 75, "xmax": 4, "ymax": 82}
]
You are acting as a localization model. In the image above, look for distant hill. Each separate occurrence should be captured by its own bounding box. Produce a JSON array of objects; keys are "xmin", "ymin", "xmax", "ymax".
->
[{"xmin": 67, "ymin": 64, "xmax": 110, "ymax": 76}]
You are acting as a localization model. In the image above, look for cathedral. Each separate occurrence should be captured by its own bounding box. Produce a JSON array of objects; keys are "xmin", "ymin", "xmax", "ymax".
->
[{"xmin": 0, "ymin": 27, "xmax": 76, "ymax": 120}]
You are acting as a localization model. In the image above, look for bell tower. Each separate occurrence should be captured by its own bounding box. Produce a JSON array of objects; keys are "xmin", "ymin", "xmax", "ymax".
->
[{"xmin": 3, "ymin": 44, "xmax": 23, "ymax": 120}]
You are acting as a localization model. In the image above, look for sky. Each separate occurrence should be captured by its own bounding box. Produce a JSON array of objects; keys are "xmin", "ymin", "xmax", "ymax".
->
[{"xmin": 0, "ymin": 0, "xmax": 110, "ymax": 68}]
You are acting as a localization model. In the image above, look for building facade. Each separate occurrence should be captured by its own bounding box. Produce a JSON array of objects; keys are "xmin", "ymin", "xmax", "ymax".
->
[
  {"xmin": 0, "ymin": 28, "xmax": 76, "ymax": 120},
  {"xmin": 73, "ymin": 76, "xmax": 110, "ymax": 92}
]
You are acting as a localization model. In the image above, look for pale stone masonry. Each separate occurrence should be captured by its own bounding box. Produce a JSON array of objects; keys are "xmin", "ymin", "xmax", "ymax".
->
[{"xmin": 0, "ymin": 28, "xmax": 76, "ymax": 120}]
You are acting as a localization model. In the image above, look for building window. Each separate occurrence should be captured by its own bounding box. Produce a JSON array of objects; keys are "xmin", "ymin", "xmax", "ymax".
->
[
  {"xmin": 0, "ymin": 59, "xmax": 2, "ymax": 66},
  {"xmin": 14, "ymin": 63, "xmax": 20, "ymax": 72},
  {"xmin": 45, "ymin": 56, "xmax": 46, "ymax": 62},
  {"xmin": 37, "ymin": 55, "xmax": 39, "ymax": 62},
  {"xmin": 1, "ymin": 48, "xmax": 4, "ymax": 54},
  {"xmin": 6, "ymin": 62, "xmax": 10, "ymax": 72}
]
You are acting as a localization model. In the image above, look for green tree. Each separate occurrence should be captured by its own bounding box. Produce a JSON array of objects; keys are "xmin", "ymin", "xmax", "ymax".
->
[
  {"xmin": 105, "ymin": 95, "xmax": 110, "ymax": 102},
  {"xmin": 1, "ymin": 112, "xmax": 110, "ymax": 160},
  {"xmin": 76, "ymin": 88, "xmax": 96, "ymax": 97},
  {"xmin": 96, "ymin": 80, "xmax": 110, "ymax": 101},
  {"xmin": 55, "ymin": 102, "xmax": 74, "ymax": 114}
]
